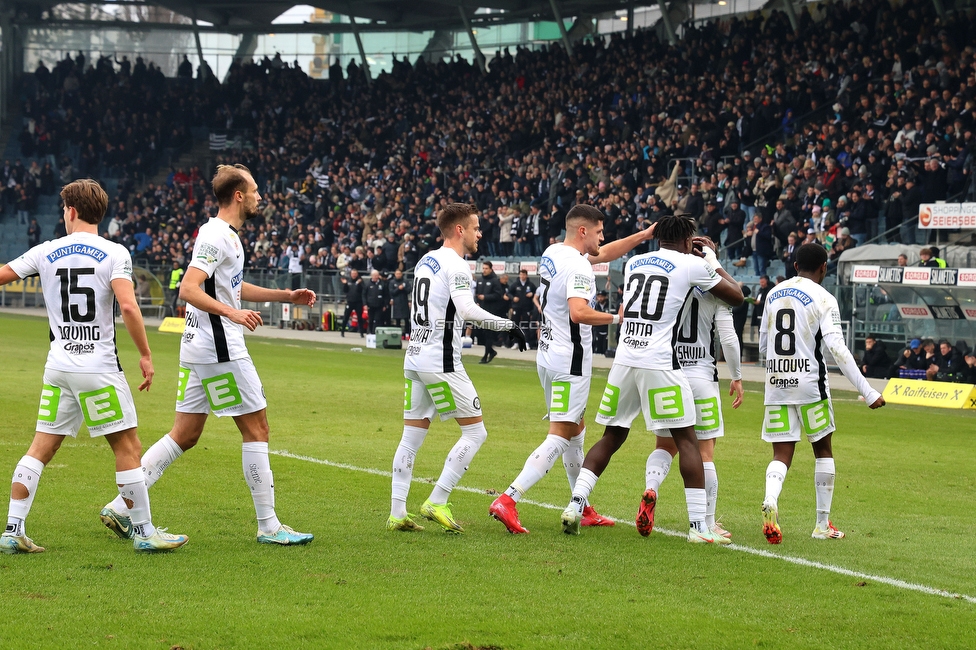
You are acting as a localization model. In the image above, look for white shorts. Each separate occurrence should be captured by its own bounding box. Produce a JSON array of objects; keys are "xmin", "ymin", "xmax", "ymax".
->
[
  {"xmin": 595, "ymin": 365, "xmax": 696, "ymax": 431},
  {"xmin": 762, "ymin": 399, "xmax": 835, "ymax": 443},
  {"xmin": 537, "ymin": 366, "xmax": 589, "ymax": 424},
  {"xmin": 404, "ymin": 369, "xmax": 482, "ymax": 421},
  {"xmin": 176, "ymin": 358, "xmax": 268, "ymax": 417},
  {"xmin": 35, "ymin": 369, "xmax": 137, "ymax": 437},
  {"xmin": 653, "ymin": 376, "xmax": 724, "ymax": 440}
]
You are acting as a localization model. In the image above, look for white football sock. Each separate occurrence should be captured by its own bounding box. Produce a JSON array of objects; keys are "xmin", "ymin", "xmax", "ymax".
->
[
  {"xmin": 686, "ymin": 487, "xmax": 708, "ymax": 534},
  {"xmin": 429, "ymin": 422, "xmax": 487, "ymax": 505},
  {"xmin": 703, "ymin": 461, "xmax": 718, "ymax": 528},
  {"xmin": 765, "ymin": 460, "xmax": 788, "ymax": 507},
  {"xmin": 645, "ymin": 448, "xmax": 673, "ymax": 492},
  {"xmin": 814, "ymin": 457, "xmax": 835, "ymax": 529},
  {"xmin": 569, "ymin": 468, "xmax": 600, "ymax": 517},
  {"xmin": 391, "ymin": 425, "xmax": 428, "ymax": 519},
  {"xmin": 505, "ymin": 435, "xmax": 570, "ymax": 502},
  {"xmin": 108, "ymin": 434, "xmax": 184, "ymax": 515},
  {"xmin": 117, "ymin": 468, "xmax": 155, "ymax": 538},
  {"xmin": 6, "ymin": 455, "xmax": 44, "ymax": 538},
  {"xmin": 242, "ymin": 441, "xmax": 281, "ymax": 534},
  {"xmin": 562, "ymin": 429, "xmax": 585, "ymax": 492}
]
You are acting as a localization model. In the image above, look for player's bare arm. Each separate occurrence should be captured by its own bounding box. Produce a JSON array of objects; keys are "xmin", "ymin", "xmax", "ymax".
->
[
  {"xmin": 180, "ymin": 266, "xmax": 263, "ymax": 331},
  {"xmin": 588, "ymin": 222, "xmax": 657, "ymax": 264},
  {"xmin": 112, "ymin": 277, "xmax": 154, "ymax": 392},
  {"xmin": 0, "ymin": 264, "xmax": 19, "ymax": 286},
  {"xmin": 568, "ymin": 296, "xmax": 618, "ymax": 326},
  {"xmin": 241, "ymin": 283, "xmax": 317, "ymax": 307}
]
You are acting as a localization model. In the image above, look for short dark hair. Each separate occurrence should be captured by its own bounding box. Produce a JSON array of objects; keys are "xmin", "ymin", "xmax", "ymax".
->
[
  {"xmin": 436, "ymin": 203, "xmax": 477, "ymax": 237},
  {"xmin": 655, "ymin": 214, "xmax": 697, "ymax": 243},
  {"xmin": 566, "ymin": 204, "xmax": 604, "ymax": 228},
  {"xmin": 212, "ymin": 164, "xmax": 253, "ymax": 207},
  {"xmin": 61, "ymin": 179, "xmax": 109, "ymax": 224},
  {"xmin": 795, "ymin": 243, "xmax": 828, "ymax": 272}
]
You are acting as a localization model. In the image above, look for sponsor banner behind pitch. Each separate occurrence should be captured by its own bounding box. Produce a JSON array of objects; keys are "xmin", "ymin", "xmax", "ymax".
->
[
  {"xmin": 883, "ymin": 378, "xmax": 976, "ymax": 409},
  {"xmin": 918, "ymin": 203, "xmax": 976, "ymax": 229},
  {"xmin": 851, "ymin": 265, "xmax": 976, "ymax": 287}
]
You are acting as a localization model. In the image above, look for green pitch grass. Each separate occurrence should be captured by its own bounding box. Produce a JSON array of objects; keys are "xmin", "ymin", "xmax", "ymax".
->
[{"xmin": 0, "ymin": 313, "xmax": 974, "ymax": 649}]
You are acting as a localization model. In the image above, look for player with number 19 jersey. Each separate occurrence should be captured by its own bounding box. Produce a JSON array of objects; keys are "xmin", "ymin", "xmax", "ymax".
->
[
  {"xmin": 404, "ymin": 247, "xmax": 477, "ymax": 376},
  {"xmin": 8, "ymin": 232, "xmax": 132, "ymax": 373}
]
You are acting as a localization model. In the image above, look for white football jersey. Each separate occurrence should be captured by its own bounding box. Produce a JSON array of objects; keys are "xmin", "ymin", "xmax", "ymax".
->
[
  {"xmin": 536, "ymin": 243, "xmax": 595, "ymax": 377},
  {"xmin": 404, "ymin": 247, "xmax": 473, "ymax": 374},
  {"xmin": 760, "ymin": 276, "xmax": 842, "ymax": 404},
  {"xmin": 180, "ymin": 218, "xmax": 250, "ymax": 364},
  {"xmin": 615, "ymin": 248, "xmax": 721, "ymax": 370},
  {"xmin": 8, "ymin": 232, "xmax": 133, "ymax": 372},
  {"xmin": 675, "ymin": 289, "xmax": 733, "ymax": 382}
]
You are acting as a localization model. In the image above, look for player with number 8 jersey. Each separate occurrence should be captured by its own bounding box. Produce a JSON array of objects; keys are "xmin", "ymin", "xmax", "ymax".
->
[
  {"xmin": 759, "ymin": 243, "xmax": 884, "ymax": 545},
  {"xmin": 390, "ymin": 203, "xmax": 527, "ymax": 534}
]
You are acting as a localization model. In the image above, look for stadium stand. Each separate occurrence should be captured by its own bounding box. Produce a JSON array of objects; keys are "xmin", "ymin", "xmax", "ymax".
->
[{"xmin": 1, "ymin": 0, "xmax": 975, "ymax": 310}]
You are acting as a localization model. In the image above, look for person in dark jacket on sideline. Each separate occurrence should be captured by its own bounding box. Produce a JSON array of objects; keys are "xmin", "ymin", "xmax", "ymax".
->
[
  {"xmin": 340, "ymin": 269, "xmax": 365, "ymax": 337},
  {"xmin": 388, "ymin": 268, "xmax": 411, "ymax": 336},
  {"xmin": 474, "ymin": 261, "xmax": 504, "ymax": 363},
  {"xmin": 365, "ymin": 270, "xmax": 389, "ymax": 334},
  {"xmin": 860, "ymin": 335, "xmax": 890, "ymax": 379}
]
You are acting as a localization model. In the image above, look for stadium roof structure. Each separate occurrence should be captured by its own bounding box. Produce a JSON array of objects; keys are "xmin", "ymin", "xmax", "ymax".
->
[{"xmin": 6, "ymin": 0, "xmax": 688, "ymax": 34}]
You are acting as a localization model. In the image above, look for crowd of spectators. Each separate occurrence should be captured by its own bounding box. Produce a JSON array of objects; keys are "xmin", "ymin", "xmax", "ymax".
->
[
  {"xmin": 10, "ymin": 0, "xmax": 976, "ymax": 293},
  {"xmin": 865, "ymin": 335, "xmax": 976, "ymax": 383}
]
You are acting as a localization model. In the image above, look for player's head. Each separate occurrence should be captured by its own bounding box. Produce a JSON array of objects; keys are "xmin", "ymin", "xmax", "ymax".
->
[
  {"xmin": 655, "ymin": 215, "xmax": 697, "ymax": 253},
  {"xmin": 212, "ymin": 164, "xmax": 260, "ymax": 221},
  {"xmin": 437, "ymin": 203, "xmax": 480, "ymax": 254},
  {"xmin": 60, "ymin": 179, "xmax": 108, "ymax": 229},
  {"xmin": 795, "ymin": 243, "xmax": 828, "ymax": 283},
  {"xmin": 565, "ymin": 204, "xmax": 605, "ymax": 255}
]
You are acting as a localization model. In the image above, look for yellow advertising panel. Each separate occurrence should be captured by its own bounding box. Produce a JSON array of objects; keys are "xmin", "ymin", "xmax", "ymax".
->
[
  {"xmin": 158, "ymin": 317, "xmax": 186, "ymax": 334},
  {"xmin": 882, "ymin": 379, "xmax": 976, "ymax": 409}
]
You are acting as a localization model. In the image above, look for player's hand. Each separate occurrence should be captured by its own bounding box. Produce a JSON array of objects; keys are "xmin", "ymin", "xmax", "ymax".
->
[
  {"xmin": 230, "ymin": 309, "xmax": 263, "ymax": 331},
  {"xmin": 508, "ymin": 324, "xmax": 528, "ymax": 352},
  {"xmin": 869, "ymin": 396, "xmax": 885, "ymax": 409},
  {"xmin": 289, "ymin": 288, "xmax": 317, "ymax": 306},
  {"xmin": 138, "ymin": 355, "xmax": 154, "ymax": 392},
  {"xmin": 693, "ymin": 236, "xmax": 717, "ymax": 253},
  {"xmin": 640, "ymin": 221, "xmax": 657, "ymax": 240},
  {"xmin": 729, "ymin": 379, "xmax": 743, "ymax": 409}
]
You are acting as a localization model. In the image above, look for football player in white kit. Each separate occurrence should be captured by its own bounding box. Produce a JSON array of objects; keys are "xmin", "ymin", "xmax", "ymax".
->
[
  {"xmin": 99, "ymin": 164, "xmax": 318, "ymax": 546},
  {"xmin": 0, "ymin": 179, "xmax": 187, "ymax": 553},
  {"xmin": 759, "ymin": 243, "xmax": 884, "ymax": 544},
  {"xmin": 561, "ymin": 215, "xmax": 743, "ymax": 544},
  {"xmin": 488, "ymin": 204, "xmax": 655, "ymax": 534},
  {"xmin": 389, "ymin": 203, "xmax": 527, "ymax": 533},
  {"xmin": 644, "ymin": 236, "xmax": 744, "ymax": 539}
]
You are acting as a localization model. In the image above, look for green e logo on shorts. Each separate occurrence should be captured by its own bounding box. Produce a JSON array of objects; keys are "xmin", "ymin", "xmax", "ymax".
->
[
  {"xmin": 37, "ymin": 384, "xmax": 61, "ymax": 423},
  {"xmin": 202, "ymin": 372, "xmax": 243, "ymax": 410},
  {"xmin": 550, "ymin": 381, "xmax": 571, "ymax": 413},
  {"xmin": 176, "ymin": 367, "xmax": 190, "ymax": 402},
  {"xmin": 79, "ymin": 386, "xmax": 123, "ymax": 427},
  {"xmin": 598, "ymin": 384, "xmax": 620, "ymax": 418},
  {"xmin": 427, "ymin": 382, "xmax": 457, "ymax": 414},
  {"xmin": 800, "ymin": 400, "xmax": 831, "ymax": 436},
  {"xmin": 694, "ymin": 397, "xmax": 720, "ymax": 431},
  {"xmin": 764, "ymin": 405, "xmax": 790, "ymax": 433},
  {"xmin": 649, "ymin": 386, "xmax": 685, "ymax": 420},
  {"xmin": 404, "ymin": 380, "xmax": 412, "ymax": 410}
]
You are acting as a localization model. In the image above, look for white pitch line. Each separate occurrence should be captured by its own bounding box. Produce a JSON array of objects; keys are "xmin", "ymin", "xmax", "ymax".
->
[{"xmin": 271, "ymin": 449, "xmax": 976, "ymax": 605}]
